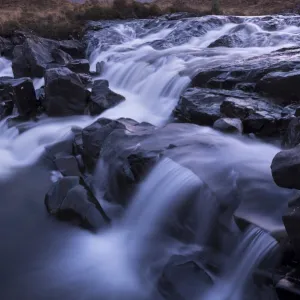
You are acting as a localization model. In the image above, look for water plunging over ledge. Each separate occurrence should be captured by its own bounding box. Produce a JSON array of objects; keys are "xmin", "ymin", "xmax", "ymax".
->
[{"xmin": 1, "ymin": 14, "xmax": 300, "ymax": 300}]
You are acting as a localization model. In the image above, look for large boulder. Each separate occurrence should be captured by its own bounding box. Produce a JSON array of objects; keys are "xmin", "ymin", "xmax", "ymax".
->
[
  {"xmin": 256, "ymin": 70, "xmax": 300, "ymax": 104},
  {"xmin": 173, "ymin": 88, "xmax": 223, "ymax": 126},
  {"xmin": 0, "ymin": 77, "xmax": 36, "ymax": 116},
  {"xmin": 45, "ymin": 176, "xmax": 108, "ymax": 229},
  {"xmin": 271, "ymin": 145, "xmax": 300, "ymax": 190},
  {"xmin": 88, "ymin": 80, "xmax": 125, "ymax": 115},
  {"xmin": 66, "ymin": 59, "xmax": 90, "ymax": 74},
  {"xmin": 12, "ymin": 36, "xmax": 87, "ymax": 78},
  {"xmin": 44, "ymin": 67, "xmax": 88, "ymax": 117}
]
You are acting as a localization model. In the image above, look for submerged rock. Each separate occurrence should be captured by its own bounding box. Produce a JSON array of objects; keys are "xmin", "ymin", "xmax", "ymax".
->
[
  {"xmin": 44, "ymin": 67, "xmax": 87, "ymax": 116},
  {"xmin": 88, "ymin": 80, "xmax": 125, "ymax": 115}
]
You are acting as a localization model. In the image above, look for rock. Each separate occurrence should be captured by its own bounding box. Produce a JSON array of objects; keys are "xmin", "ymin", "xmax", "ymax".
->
[
  {"xmin": 54, "ymin": 154, "xmax": 82, "ymax": 177},
  {"xmin": 88, "ymin": 80, "xmax": 125, "ymax": 115},
  {"xmin": 0, "ymin": 37, "xmax": 14, "ymax": 58},
  {"xmin": 51, "ymin": 48, "xmax": 73, "ymax": 65},
  {"xmin": 283, "ymin": 205, "xmax": 300, "ymax": 258},
  {"xmin": 58, "ymin": 40, "xmax": 86, "ymax": 58},
  {"xmin": 81, "ymin": 118, "xmax": 126, "ymax": 171},
  {"xmin": 0, "ymin": 101, "xmax": 13, "ymax": 120},
  {"xmin": 45, "ymin": 176, "xmax": 108, "ymax": 229},
  {"xmin": 208, "ymin": 34, "xmax": 243, "ymax": 48},
  {"xmin": 66, "ymin": 59, "xmax": 90, "ymax": 74},
  {"xmin": 220, "ymin": 97, "xmax": 289, "ymax": 136},
  {"xmin": 96, "ymin": 61, "xmax": 105, "ymax": 75},
  {"xmin": 12, "ymin": 36, "xmax": 86, "ymax": 78},
  {"xmin": 78, "ymin": 73, "xmax": 93, "ymax": 86},
  {"xmin": 0, "ymin": 77, "xmax": 36, "ymax": 116},
  {"xmin": 173, "ymin": 88, "xmax": 223, "ymax": 126},
  {"xmin": 213, "ymin": 118, "xmax": 243, "ymax": 133},
  {"xmin": 44, "ymin": 67, "xmax": 87, "ymax": 117},
  {"xmin": 282, "ymin": 118, "xmax": 300, "ymax": 148},
  {"xmin": 271, "ymin": 145, "xmax": 300, "ymax": 189},
  {"xmin": 256, "ymin": 70, "xmax": 300, "ymax": 104},
  {"xmin": 276, "ymin": 277, "xmax": 300, "ymax": 300}
]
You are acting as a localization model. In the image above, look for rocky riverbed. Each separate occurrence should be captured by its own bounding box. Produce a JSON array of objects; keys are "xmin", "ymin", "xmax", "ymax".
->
[{"xmin": 1, "ymin": 13, "xmax": 300, "ymax": 300}]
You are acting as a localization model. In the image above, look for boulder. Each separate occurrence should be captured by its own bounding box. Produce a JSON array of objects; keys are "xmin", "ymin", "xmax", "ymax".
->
[
  {"xmin": 45, "ymin": 176, "xmax": 108, "ymax": 229},
  {"xmin": 213, "ymin": 118, "xmax": 243, "ymax": 133},
  {"xmin": 208, "ymin": 34, "xmax": 243, "ymax": 48},
  {"xmin": 256, "ymin": 70, "xmax": 300, "ymax": 104},
  {"xmin": 173, "ymin": 88, "xmax": 223, "ymax": 126},
  {"xmin": 54, "ymin": 154, "xmax": 82, "ymax": 177},
  {"xmin": 0, "ymin": 101, "xmax": 13, "ymax": 120},
  {"xmin": 66, "ymin": 59, "xmax": 90, "ymax": 74},
  {"xmin": 12, "ymin": 36, "xmax": 86, "ymax": 78},
  {"xmin": 0, "ymin": 77, "xmax": 36, "ymax": 116},
  {"xmin": 44, "ymin": 67, "xmax": 87, "ymax": 117},
  {"xmin": 282, "ymin": 118, "xmax": 300, "ymax": 148},
  {"xmin": 88, "ymin": 80, "xmax": 125, "ymax": 115},
  {"xmin": 58, "ymin": 40, "xmax": 86, "ymax": 58},
  {"xmin": 271, "ymin": 145, "xmax": 300, "ymax": 189}
]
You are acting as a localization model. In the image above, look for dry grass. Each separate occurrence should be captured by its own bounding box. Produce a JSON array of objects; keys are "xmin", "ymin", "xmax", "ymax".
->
[{"xmin": 0, "ymin": 0, "xmax": 299, "ymax": 39}]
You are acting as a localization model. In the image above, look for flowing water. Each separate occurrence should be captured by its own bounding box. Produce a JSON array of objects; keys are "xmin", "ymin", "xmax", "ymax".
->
[{"xmin": 1, "ymin": 14, "xmax": 300, "ymax": 299}]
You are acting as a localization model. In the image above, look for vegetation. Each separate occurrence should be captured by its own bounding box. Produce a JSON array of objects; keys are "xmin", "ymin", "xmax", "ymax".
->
[{"xmin": 0, "ymin": 0, "xmax": 299, "ymax": 39}]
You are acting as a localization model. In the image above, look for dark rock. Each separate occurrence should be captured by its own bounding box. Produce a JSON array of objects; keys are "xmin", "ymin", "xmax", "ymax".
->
[
  {"xmin": 271, "ymin": 145, "xmax": 300, "ymax": 189},
  {"xmin": 173, "ymin": 88, "xmax": 223, "ymax": 126},
  {"xmin": 54, "ymin": 154, "xmax": 82, "ymax": 177},
  {"xmin": 51, "ymin": 48, "xmax": 72, "ymax": 65},
  {"xmin": 283, "ymin": 205, "xmax": 300, "ymax": 259},
  {"xmin": 96, "ymin": 61, "xmax": 105, "ymax": 75},
  {"xmin": 220, "ymin": 97, "xmax": 289, "ymax": 136},
  {"xmin": 213, "ymin": 118, "xmax": 243, "ymax": 133},
  {"xmin": 0, "ymin": 37, "xmax": 14, "ymax": 58},
  {"xmin": 282, "ymin": 118, "xmax": 300, "ymax": 148},
  {"xmin": 67, "ymin": 59, "xmax": 90, "ymax": 74},
  {"xmin": 0, "ymin": 100, "xmax": 13, "ymax": 120},
  {"xmin": 44, "ymin": 67, "xmax": 87, "ymax": 117},
  {"xmin": 12, "ymin": 45, "xmax": 30, "ymax": 78},
  {"xmin": 88, "ymin": 80, "xmax": 125, "ymax": 115},
  {"xmin": 208, "ymin": 34, "xmax": 243, "ymax": 48},
  {"xmin": 276, "ymin": 278, "xmax": 300, "ymax": 300},
  {"xmin": 0, "ymin": 77, "xmax": 36, "ymax": 116},
  {"xmin": 82, "ymin": 118, "xmax": 126, "ymax": 171},
  {"xmin": 78, "ymin": 73, "xmax": 93, "ymax": 86},
  {"xmin": 58, "ymin": 40, "xmax": 86, "ymax": 58},
  {"xmin": 45, "ymin": 176, "xmax": 107, "ymax": 229},
  {"xmin": 256, "ymin": 70, "xmax": 300, "ymax": 104}
]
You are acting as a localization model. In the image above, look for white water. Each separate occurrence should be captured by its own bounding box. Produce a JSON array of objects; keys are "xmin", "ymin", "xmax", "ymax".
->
[{"xmin": 0, "ymin": 15, "xmax": 299, "ymax": 299}]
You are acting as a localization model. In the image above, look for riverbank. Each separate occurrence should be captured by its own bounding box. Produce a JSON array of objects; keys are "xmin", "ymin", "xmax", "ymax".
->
[{"xmin": 0, "ymin": 0, "xmax": 299, "ymax": 39}]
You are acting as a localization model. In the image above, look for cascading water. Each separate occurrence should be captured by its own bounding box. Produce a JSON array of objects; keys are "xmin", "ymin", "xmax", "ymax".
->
[{"xmin": 1, "ymin": 14, "xmax": 300, "ymax": 300}]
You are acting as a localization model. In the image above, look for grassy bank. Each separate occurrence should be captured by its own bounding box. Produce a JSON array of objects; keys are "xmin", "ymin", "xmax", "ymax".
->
[{"xmin": 0, "ymin": 0, "xmax": 299, "ymax": 39}]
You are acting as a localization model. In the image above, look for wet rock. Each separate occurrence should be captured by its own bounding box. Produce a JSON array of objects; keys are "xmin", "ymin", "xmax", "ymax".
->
[
  {"xmin": 256, "ymin": 70, "xmax": 300, "ymax": 104},
  {"xmin": 77, "ymin": 73, "xmax": 93, "ymax": 86},
  {"xmin": 66, "ymin": 59, "xmax": 90, "ymax": 74},
  {"xmin": 213, "ymin": 118, "xmax": 243, "ymax": 133},
  {"xmin": 0, "ymin": 37, "xmax": 14, "ymax": 58},
  {"xmin": 82, "ymin": 118, "xmax": 126, "ymax": 171},
  {"xmin": 271, "ymin": 145, "xmax": 300, "ymax": 190},
  {"xmin": 0, "ymin": 77, "xmax": 36, "ymax": 116},
  {"xmin": 220, "ymin": 97, "xmax": 289, "ymax": 136},
  {"xmin": 173, "ymin": 88, "xmax": 223, "ymax": 126},
  {"xmin": 276, "ymin": 277, "xmax": 300, "ymax": 300},
  {"xmin": 45, "ymin": 176, "xmax": 107, "ymax": 229},
  {"xmin": 282, "ymin": 118, "xmax": 300, "ymax": 148},
  {"xmin": 44, "ymin": 67, "xmax": 87, "ymax": 116},
  {"xmin": 96, "ymin": 61, "xmax": 105, "ymax": 75},
  {"xmin": 88, "ymin": 80, "xmax": 125, "ymax": 115},
  {"xmin": 54, "ymin": 154, "xmax": 81, "ymax": 177},
  {"xmin": 208, "ymin": 34, "xmax": 243, "ymax": 48}
]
